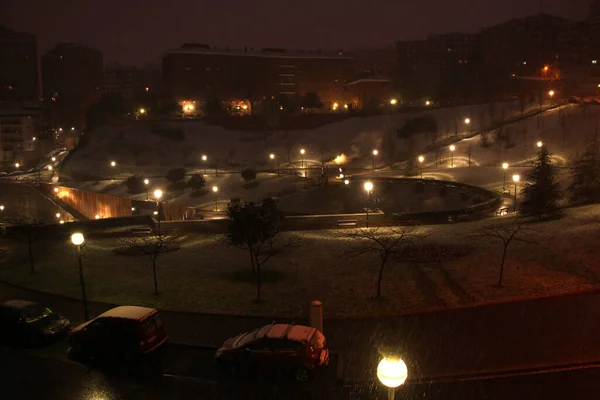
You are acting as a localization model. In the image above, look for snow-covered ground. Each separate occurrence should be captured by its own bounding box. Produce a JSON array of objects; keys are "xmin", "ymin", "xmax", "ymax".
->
[
  {"xmin": 59, "ymin": 100, "xmax": 600, "ymax": 211},
  {"xmin": 64, "ymin": 100, "xmax": 545, "ymax": 178}
]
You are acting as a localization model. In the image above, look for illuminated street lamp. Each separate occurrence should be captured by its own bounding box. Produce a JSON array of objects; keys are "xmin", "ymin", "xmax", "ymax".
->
[
  {"xmin": 14, "ymin": 162, "xmax": 20, "ymax": 169},
  {"xmin": 537, "ymin": 141, "xmax": 543, "ymax": 148},
  {"xmin": 364, "ymin": 181, "xmax": 373, "ymax": 228},
  {"xmin": 144, "ymin": 178, "xmax": 150, "ymax": 200},
  {"xmin": 464, "ymin": 118, "xmax": 471, "ymax": 125},
  {"xmin": 548, "ymin": 90, "xmax": 555, "ymax": 97},
  {"xmin": 377, "ymin": 356, "xmax": 408, "ymax": 400},
  {"xmin": 418, "ymin": 155, "xmax": 425, "ymax": 178},
  {"xmin": 300, "ymin": 148, "xmax": 306, "ymax": 169},
  {"xmin": 48, "ymin": 165, "xmax": 53, "ymax": 171},
  {"xmin": 154, "ymin": 189, "xmax": 163, "ymax": 228},
  {"xmin": 51, "ymin": 157, "xmax": 56, "ymax": 162},
  {"xmin": 55, "ymin": 213, "xmax": 61, "ymax": 219},
  {"xmin": 212, "ymin": 185, "xmax": 219, "ymax": 211},
  {"xmin": 512, "ymin": 174, "xmax": 520, "ymax": 213},
  {"xmin": 269, "ymin": 153, "xmax": 278, "ymax": 174},
  {"xmin": 70, "ymin": 232, "xmax": 88, "ymax": 321},
  {"xmin": 201, "ymin": 154, "xmax": 208, "ymax": 176},
  {"xmin": 344, "ymin": 179, "xmax": 350, "ymax": 185},
  {"xmin": 425, "ymin": 100, "xmax": 431, "ymax": 106},
  {"xmin": 372, "ymin": 149, "xmax": 379, "ymax": 169},
  {"xmin": 0, "ymin": 205, "xmax": 4, "ymax": 211},
  {"xmin": 502, "ymin": 162, "xmax": 509, "ymax": 192},
  {"xmin": 449, "ymin": 145, "xmax": 456, "ymax": 167},
  {"xmin": 390, "ymin": 98, "xmax": 398, "ymax": 105}
]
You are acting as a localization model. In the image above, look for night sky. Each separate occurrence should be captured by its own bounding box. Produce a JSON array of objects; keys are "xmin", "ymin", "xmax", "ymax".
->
[{"xmin": 1, "ymin": 0, "xmax": 591, "ymax": 66}]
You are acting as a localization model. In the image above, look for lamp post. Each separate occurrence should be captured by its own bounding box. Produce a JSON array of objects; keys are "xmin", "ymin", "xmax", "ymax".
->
[
  {"xmin": 418, "ymin": 155, "xmax": 425, "ymax": 178},
  {"xmin": 548, "ymin": 90, "xmax": 555, "ymax": 106},
  {"xmin": 449, "ymin": 145, "xmax": 456, "ymax": 167},
  {"xmin": 502, "ymin": 162, "xmax": 509, "ymax": 192},
  {"xmin": 212, "ymin": 186, "xmax": 219, "ymax": 211},
  {"xmin": 109, "ymin": 160, "xmax": 116, "ymax": 180},
  {"xmin": 269, "ymin": 153, "xmax": 277, "ymax": 174},
  {"xmin": 536, "ymin": 141, "xmax": 543, "ymax": 160},
  {"xmin": 512, "ymin": 174, "xmax": 520, "ymax": 213},
  {"xmin": 300, "ymin": 148, "xmax": 305, "ymax": 169},
  {"xmin": 144, "ymin": 178, "xmax": 150, "ymax": 200},
  {"xmin": 201, "ymin": 154, "xmax": 207, "ymax": 176},
  {"xmin": 364, "ymin": 181, "xmax": 373, "ymax": 228},
  {"xmin": 372, "ymin": 149, "xmax": 379, "ymax": 169},
  {"xmin": 154, "ymin": 189, "xmax": 163, "ymax": 229},
  {"xmin": 464, "ymin": 118, "xmax": 471, "ymax": 135},
  {"xmin": 377, "ymin": 356, "xmax": 408, "ymax": 400},
  {"xmin": 70, "ymin": 233, "xmax": 88, "ymax": 321}
]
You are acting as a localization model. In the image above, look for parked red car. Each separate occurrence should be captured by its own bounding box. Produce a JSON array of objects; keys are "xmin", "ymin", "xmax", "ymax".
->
[
  {"xmin": 68, "ymin": 306, "xmax": 167, "ymax": 362},
  {"xmin": 215, "ymin": 323, "xmax": 329, "ymax": 381}
]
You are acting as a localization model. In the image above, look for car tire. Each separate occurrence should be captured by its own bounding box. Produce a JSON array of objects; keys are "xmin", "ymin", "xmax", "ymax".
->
[{"xmin": 294, "ymin": 367, "xmax": 310, "ymax": 382}]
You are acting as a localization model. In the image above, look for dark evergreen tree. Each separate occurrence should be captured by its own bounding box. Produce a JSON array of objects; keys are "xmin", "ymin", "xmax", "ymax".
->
[
  {"xmin": 568, "ymin": 143, "xmax": 600, "ymax": 204},
  {"xmin": 520, "ymin": 147, "xmax": 562, "ymax": 219}
]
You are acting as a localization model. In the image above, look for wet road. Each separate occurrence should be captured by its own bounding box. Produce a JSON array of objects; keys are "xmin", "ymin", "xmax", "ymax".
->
[{"xmin": 2, "ymin": 341, "xmax": 600, "ymax": 400}]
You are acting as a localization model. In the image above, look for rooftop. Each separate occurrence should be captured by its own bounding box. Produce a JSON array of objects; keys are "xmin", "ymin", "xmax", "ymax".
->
[
  {"xmin": 98, "ymin": 305, "xmax": 156, "ymax": 320},
  {"xmin": 164, "ymin": 44, "xmax": 353, "ymax": 60}
]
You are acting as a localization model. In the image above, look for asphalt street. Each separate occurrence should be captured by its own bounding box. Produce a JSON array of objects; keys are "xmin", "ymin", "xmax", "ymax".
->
[{"xmin": 2, "ymin": 345, "xmax": 600, "ymax": 399}]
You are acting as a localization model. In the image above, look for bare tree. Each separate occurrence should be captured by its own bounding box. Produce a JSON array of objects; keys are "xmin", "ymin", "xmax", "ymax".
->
[
  {"xmin": 469, "ymin": 221, "xmax": 536, "ymax": 286},
  {"xmin": 343, "ymin": 227, "xmax": 424, "ymax": 298},
  {"xmin": 1, "ymin": 213, "xmax": 46, "ymax": 274},
  {"xmin": 115, "ymin": 231, "xmax": 183, "ymax": 294}
]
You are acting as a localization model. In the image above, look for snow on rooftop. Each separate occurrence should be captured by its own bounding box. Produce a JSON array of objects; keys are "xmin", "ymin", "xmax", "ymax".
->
[{"xmin": 262, "ymin": 323, "xmax": 315, "ymax": 341}]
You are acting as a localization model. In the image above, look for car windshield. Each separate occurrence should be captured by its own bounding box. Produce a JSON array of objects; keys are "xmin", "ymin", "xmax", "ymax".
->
[
  {"xmin": 235, "ymin": 329, "xmax": 259, "ymax": 348},
  {"xmin": 21, "ymin": 306, "xmax": 53, "ymax": 323}
]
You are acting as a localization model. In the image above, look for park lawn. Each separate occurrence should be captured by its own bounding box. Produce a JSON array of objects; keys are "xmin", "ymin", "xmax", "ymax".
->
[{"xmin": 1, "ymin": 205, "xmax": 600, "ymax": 318}]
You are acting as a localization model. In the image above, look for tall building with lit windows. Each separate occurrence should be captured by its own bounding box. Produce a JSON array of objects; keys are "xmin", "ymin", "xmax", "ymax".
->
[
  {"xmin": 0, "ymin": 26, "xmax": 39, "ymax": 102},
  {"xmin": 162, "ymin": 44, "xmax": 355, "ymax": 112},
  {"xmin": 41, "ymin": 43, "xmax": 103, "ymax": 132}
]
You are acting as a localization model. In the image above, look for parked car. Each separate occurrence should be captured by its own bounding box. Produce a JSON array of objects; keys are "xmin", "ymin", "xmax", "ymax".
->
[
  {"xmin": 7, "ymin": 171, "xmax": 23, "ymax": 176},
  {"xmin": 68, "ymin": 306, "xmax": 167, "ymax": 362},
  {"xmin": 215, "ymin": 323, "xmax": 329, "ymax": 381},
  {"xmin": 0, "ymin": 300, "xmax": 70, "ymax": 346}
]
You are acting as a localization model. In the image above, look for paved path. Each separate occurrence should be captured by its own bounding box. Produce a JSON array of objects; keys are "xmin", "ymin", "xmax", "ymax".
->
[{"xmin": 3, "ymin": 281, "xmax": 600, "ymax": 382}]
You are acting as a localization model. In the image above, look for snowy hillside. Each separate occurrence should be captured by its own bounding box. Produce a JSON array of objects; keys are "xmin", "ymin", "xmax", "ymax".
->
[{"xmin": 64, "ymin": 100, "xmax": 543, "ymax": 178}]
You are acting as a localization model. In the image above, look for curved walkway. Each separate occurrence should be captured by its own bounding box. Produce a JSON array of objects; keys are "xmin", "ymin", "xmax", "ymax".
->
[{"xmin": 3, "ymin": 280, "xmax": 600, "ymax": 382}]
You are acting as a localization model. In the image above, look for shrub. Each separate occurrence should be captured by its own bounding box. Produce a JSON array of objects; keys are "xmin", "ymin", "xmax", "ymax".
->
[
  {"xmin": 188, "ymin": 173, "xmax": 206, "ymax": 192},
  {"xmin": 126, "ymin": 175, "xmax": 144, "ymax": 194},
  {"xmin": 166, "ymin": 168, "xmax": 186, "ymax": 183},
  {"xmin": 241, "ymin": 168, "xmax": 257, "ymax": 182}
]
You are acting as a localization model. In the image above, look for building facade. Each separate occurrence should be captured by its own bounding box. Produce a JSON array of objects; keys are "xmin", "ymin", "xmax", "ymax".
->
[
  {"xmin": 0, "ymin": 103, "xmax": 49, "ymax": 168},
  {"xmin": 0, "ymin": 26, "xmax": 39, "ymax": 102},
  {"xmin": 162, "ymin": 44, "xmax": 355, "ymax": 112},
  {"xmin": 41, "ymin": 43, "xmax": 103, "ymax": 132}
]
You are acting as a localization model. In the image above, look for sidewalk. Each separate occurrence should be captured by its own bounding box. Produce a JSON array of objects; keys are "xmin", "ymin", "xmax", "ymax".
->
[{"xmin": 3, "ymin": 281, "xmax": 600, "ymax": 383}]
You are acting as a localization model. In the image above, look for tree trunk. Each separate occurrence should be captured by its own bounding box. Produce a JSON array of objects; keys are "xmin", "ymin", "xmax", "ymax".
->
[
  {"xmin": 256, "ymin": 256, "xmax": 262, "ymax": 301},
  {"xmin": 248, "ymin": 247, "xmax": 255, "ymax": 274},
  {"xmin": 376, "ymin": 257, "xmax": 387, "ymax": 298},
  {"xmin": 152, "ymin": 257, "xmax": 159, "ymax": 295},
  {"xmin": 28, "ymin": 237, "xmax": 34, "ymax": 274},
  {"xmin": 498, "ymin": 246, "xmax": 507, "ymax": 286}
]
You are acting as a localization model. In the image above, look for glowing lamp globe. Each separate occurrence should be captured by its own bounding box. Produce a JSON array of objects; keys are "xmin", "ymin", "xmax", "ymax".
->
[
  {"xmin": 71, "ymin": 233, "xmax": 85, "ymax": 246},
  {"xmin": 377, "ymin": 356, "xmax": 408, "ymax": 388},
  {"xmin": 154, "ymin": 189, "xmax": 163, "ymax": 200},
  {"xmin": 364, "ymin": 181, "xmax": 373, "ymax": 192},
  {"xmin": 418, "ymin": 155, "xmax": 424, "ymax": 163}
]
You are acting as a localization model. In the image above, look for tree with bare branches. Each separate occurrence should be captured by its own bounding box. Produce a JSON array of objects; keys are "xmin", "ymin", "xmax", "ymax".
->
[
  {"xmin": 225, "ymin": 199, "xmax": 301, "ymax": 300},
  {"xmin": 343, "ymin": 227, "xmax": 424, "ymax": 298},
  {"xmin": 115, "ymin": 231, "xmax": 183, "ymax": 294},
  {"xmin": 1, "ymin": 213, "xmax": 46, "ymax": 274},
  {"xmin": 469, "ymin": 221, "xmax": 536, "ymax": 286}
]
